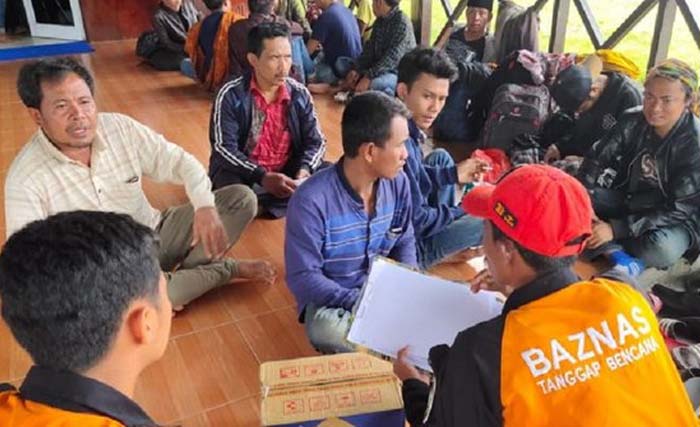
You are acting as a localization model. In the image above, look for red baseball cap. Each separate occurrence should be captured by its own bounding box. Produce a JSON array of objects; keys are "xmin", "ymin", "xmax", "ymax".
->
[{"xmin": 462, "ymin": 164, "xmax": 592, "ymax": 257}]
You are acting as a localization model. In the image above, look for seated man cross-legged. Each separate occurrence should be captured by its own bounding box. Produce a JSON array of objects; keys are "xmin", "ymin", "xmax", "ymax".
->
[
  {"xmin": 209, "ymin": 22, "xmax": 327, "ymax": 217},
  {"xmin": 443, "ymin": 0, "xmax": 497, "ymax": 64},
  {"xmin": 397, "ymin": 47, "xmax": 489, "ymax": 269},
  {"xmin": 306, "ymin": 0, "xmax": 363, "ymax": 94},
  {"xmin": 341, "ymin": 0, "xmax": 416, "ymax": 96},
  {"xmin": 0, "ymin": 211, "xmax": 170, "ymax": 426},
  {"xmin": 149, "ymin": 0, "xmax": 202, "ymax": 71},
  {"xmin": 4, "ymin": 57, "xmax": 274, "ymax": 310},
  {"xmin": 285, "ymin": 91, "xmax": 417, "ymax": 354},
  {"xmin": 578, "ymin": 59, "xmax": 700, "ymax": 274}
]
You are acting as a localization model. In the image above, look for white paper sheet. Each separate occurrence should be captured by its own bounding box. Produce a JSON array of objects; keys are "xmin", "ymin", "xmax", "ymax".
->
[{"xmin": 347, "ymin": 258, "xmax": 503, "ymax": 372}]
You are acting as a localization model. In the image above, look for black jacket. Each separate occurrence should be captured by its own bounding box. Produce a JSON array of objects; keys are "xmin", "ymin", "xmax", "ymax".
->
[
  {"xmin": 152, "ymin": 0, "xmax": 201, "ymax": 53},
  {"xmin": 544, "ymin": 72, "xmax": 642, "ymax": 157},
  {"xmin": 577, "ymin": 108, "xmax": 700, "ymax": 244},
  {"xmin": 208, "ymin": 75, "xmax": 327, "ymax": 188}
]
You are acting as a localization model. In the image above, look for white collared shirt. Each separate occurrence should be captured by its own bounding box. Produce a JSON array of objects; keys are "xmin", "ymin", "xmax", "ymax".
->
[{"xmin": 5, "ymin": 112, "xmax": 215, "ymax": 236}]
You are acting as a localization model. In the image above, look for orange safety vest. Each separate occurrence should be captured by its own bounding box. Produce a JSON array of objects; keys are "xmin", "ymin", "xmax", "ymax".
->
[
  {"xmin": 500, "ymin": 278, "xmax": 698, "ymax": 426},
  {"xmin": 185, "ymin": 11, "xmax": 243, "ymax": 92},
  {"xmin": 0, "ymin": 389, "xmax": 126, "ymax": 426}
]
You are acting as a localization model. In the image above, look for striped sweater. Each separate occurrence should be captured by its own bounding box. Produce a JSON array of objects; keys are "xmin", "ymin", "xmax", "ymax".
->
[{"xmin": 285, "ymin": 160, "xmax": 417, "ymax": 313}]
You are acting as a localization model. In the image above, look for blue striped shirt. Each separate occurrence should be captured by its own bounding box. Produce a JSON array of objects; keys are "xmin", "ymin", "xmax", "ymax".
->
[{"xmin": 285, "ymin": 159, "xmax": 417, "ymax": 313}]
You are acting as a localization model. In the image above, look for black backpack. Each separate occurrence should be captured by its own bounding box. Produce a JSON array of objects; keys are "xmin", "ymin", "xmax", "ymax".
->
[
  {"xmin": 136, "ymin": 30, "xmax": 160, "ymax": 59},
  {"xmin": 480, "ymin": 83, "xmax": 551, "ymax": 151}
]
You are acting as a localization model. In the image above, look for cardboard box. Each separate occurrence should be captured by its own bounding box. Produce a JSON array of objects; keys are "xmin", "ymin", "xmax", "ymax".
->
[{"xmin": 260, "ymin": 353, "xmax": 405, "ymax": 426}]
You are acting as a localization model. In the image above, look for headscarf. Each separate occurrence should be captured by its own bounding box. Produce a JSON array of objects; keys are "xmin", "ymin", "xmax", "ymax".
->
[
  {"xmin": 595, "ymin": 49, "xmax": 640, "ymax": 80},
  {"xmin": 647, "ymin": 58, "xmax": 699, "ymax": 116}
]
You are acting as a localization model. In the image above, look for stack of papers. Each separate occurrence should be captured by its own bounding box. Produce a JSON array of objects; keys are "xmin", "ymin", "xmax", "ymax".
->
[{"xmin": 347, "ymin": 258, "xmax": 503, "ymax": 371}]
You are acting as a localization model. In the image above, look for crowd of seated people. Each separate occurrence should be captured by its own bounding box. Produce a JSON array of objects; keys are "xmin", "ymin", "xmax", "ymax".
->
[
  {"xmin": 146, "ymin": 0, "xmax": 407, "ymax": 96},
  {"xmin": 3, "ymin": 0, "xmax": 700, "ymax": 424}
]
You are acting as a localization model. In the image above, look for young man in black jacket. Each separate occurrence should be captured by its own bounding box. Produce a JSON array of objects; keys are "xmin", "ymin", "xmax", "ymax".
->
[{"xmin": 578, "ymin": 59, "xmax": 700, "ymax": 271}]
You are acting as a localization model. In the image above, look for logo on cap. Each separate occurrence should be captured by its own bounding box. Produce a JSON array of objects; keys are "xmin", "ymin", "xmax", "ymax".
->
[{"xmin": 494, "ymin": 201, "xmax": 517, "ymax": 228}]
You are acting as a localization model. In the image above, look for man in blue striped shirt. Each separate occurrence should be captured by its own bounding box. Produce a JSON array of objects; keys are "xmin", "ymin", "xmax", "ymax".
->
[{"xmin": 285, "ymin": 91, "xmax": 417, "ymax": 353}]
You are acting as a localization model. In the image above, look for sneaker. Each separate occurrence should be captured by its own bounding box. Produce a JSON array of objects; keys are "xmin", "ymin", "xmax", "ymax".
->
[{"xmin": 609, "ymin": 250, "xmax": 645, "ymax": 277}]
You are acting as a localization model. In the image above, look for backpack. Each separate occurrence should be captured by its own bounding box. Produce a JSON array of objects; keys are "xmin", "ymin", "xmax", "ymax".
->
[
  {"xmin": 136, "ymin": 30, "xmax": 160, "ymax": 59},
  {"xmin": 480, "ymin": 83, "xmax": 551, "ymax": 151}
]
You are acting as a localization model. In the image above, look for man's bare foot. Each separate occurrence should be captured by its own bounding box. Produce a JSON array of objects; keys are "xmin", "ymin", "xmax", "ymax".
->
[
  {"xmin": 237, "ymin": 259, "xmax": 276, "ymax": 284},
  {"xmin": 440, "ymin": 247, "xmax": 484, "ymax": 265}
]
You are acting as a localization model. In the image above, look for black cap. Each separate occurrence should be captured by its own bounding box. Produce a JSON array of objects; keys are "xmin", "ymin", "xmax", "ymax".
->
[
  {"xmin": 467, "ymin": 0, "xmax": 494, "ymax": 11},
  {"xmin": 550, "ymin": 65, "xmax": 592, "ymax": 114}
]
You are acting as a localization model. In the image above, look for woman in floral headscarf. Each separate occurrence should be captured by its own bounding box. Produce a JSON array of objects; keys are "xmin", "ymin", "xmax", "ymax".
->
[{"xmin": 577, "ymin": 58, "xmax": 700, "ymax": 273}]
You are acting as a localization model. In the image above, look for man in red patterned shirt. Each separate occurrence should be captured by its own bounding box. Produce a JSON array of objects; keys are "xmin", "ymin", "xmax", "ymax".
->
[{"xmin": 209, "ymin": 22, "xmax": 327, "ymax": 217}]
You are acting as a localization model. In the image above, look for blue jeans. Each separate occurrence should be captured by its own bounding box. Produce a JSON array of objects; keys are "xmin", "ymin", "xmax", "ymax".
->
[
  {"xmin": 419, "ymin": 214, "xmax": 485, "ymax": 269},
  {"xmin": 594, "ymin": 226, "xmax": 692, "ymax": 269},
  {"xmin": 419, "ymin": 149, "xmax": 484, "ymax": 268},
  {"xmin": 626, "ymin": 226, "xmax": 692, "ymax": 268},
  {"xmin": 425, "ymin": 149, "xmax": 457, "ymax": 207},
  {"xmin": 369, "ymin": 72, "xmax": 398, "ymax": 96},
  {"xmin": 291, "ymin": 36, "xmax": 314, "ymax": 84},
  {"xmin": 304, "ymin": 304, "xmax": 356, "ymax": 354},
  {"xmin": 313, "ymin": 53, "xmax": 354, "ymax": 85},
  {"xmin": 334, "ymin": 58, "xmax": 397, "ymax": 95}
]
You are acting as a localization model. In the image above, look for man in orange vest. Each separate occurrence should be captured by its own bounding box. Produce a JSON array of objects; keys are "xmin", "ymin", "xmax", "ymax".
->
[
  {"xmin": 0, "ymin": 211, "xmax": 171, "ymax": 426},
  {"xmin": 394, "ymin": 164, "xmax": 699, "ymax": 426}
]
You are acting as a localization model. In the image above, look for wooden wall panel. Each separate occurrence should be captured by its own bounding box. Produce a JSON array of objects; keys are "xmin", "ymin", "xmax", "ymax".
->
[
  {"xmin": 79, "ymin": 0, "xmax": 249, "ymax": 42},
  {"xmin": 80, "ymin": 0, "xmax": 159, "ymax": 41}
]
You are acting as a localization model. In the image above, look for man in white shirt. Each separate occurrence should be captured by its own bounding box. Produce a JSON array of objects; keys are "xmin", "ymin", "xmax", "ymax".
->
[{"xmin": 5, "ymin": 56, "xmax": 275, "ymax": 309}]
